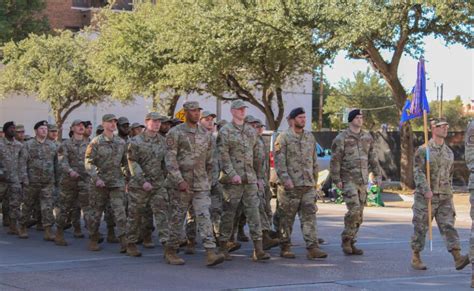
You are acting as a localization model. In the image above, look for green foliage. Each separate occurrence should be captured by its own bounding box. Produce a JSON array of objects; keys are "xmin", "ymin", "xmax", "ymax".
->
[
  {"xmin": 0, "ymin": 0, "xmax": 50, "ymax": 45},
  {"xmin": 411, "ymin": 96, "xmax": 470, "ymax": 131},
  {"xmin": 324, "ymin": 69, "xmax": 397, "ymax": 130}
]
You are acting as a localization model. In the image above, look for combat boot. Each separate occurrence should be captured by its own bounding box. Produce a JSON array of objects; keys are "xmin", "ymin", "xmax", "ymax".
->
[
  {"xmin": 451, "ymin": 249, "xmax": 470, "ymax": 270},
  {"xmin": 227, "ymin": 240, "xmax": 241, "ymax": 252},
  {"xmin": 218, "ymin": 241, "xmax": 232, "ymax": 261},
  {"xmin": 126, "ymin": 243, "xmax": 142, "ymax": 257},
  {"xmin": 142, "ymin": 232, "xmax": 155, "ymax": 249},
  {"xmin": 185, "ymin": 238, "xmax": 196, "ymax": 255},
  {"xmin": 36, "ymin": 223, "xmax": 44, "ymax": 231},
  {"xmin": 237, "ymin": 226, "xmax": 250, "ymax": 242},
  {"xmin": 73, "ymin": 225, "xmax": 84, "ymax": 238},
  {"xmin": 252, "ymin": 240, "xmax": 270, "ymax": 261},
  {"xmin": 18, "ymin": 225, "xmax": 28, "ymax": 239},
  {"xmin": 88, "ymin": 233, "xmax": 101, "ymax": 251},
  {"xmin": 341, "ymin": 238, "xmax": 353, "ymax": 255},
  {"xmin": 107, "ymin": 227, "xmax": 119, "ymax": 243},
  {"xmin": 280, "ymin": 244, "xmax": 296, "ymax": 259},
  {"xmin": 43, "ymin": 226, "xmax": 55, "ymax": 241},
  {"xmin": 205, "ymin": 248, "xmax": 225, "ymax": 267},
  {"xmin": 7, "ymin": 219, "xmax": 18, "ymax": 235},
  {"xmin": 307, "ymin": 247, "xmax": 328, "ymax": 260},
  {"xmin": 411, "ymin": 250, "xmax": 427, "ymax": 270},
  {"xmin": 164, "ymin": 246, "xmax": 185, "ymax": 265},
  {"xmin": 351, "ymin": 242, "xmax": 364, "ymax": 255},
  {"xmin": 54, "ymin": 228, "xmax": 68, "ymax": 246},
  {"xmin": 262, "ymin": 230, "xmax": 279, "ymax": 250},
  {"xmin": 3, "ymin": 215, "xmax": 10, "ymax": 227},
  {"xmin": 119, "ymin": 236, "xmax": 127, "ymax": 253}
]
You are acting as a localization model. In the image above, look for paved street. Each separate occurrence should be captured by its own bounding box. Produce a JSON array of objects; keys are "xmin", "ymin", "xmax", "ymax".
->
[{"xmin": 0, "ymin": 199, "xmax": 472, "ymax": 291}]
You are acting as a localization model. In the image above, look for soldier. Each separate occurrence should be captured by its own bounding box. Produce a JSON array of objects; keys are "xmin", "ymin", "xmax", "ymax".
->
[
  {"xmin": 465, "ymin": 119, "xmax": 474, "ymax": 288},
  {"xmin": 125, "ymin": 112, "xmax": 170, "ymax": 257},
  {"xmin": 164, "ymin": 101, "xmax": 224, "ymax": 267},
  {"xmin": 54, "ymin": 120, "xmax": 93, "ymax": 246},
  {"xmin": 0, "ymin": 129, "xmax": 4, "ymax": 138},
  {"xmin": 130, "ymin": 123, "xmax": 145, "ymax": 137},
  {"xmin": 117, "ymin": 117, "xmax": 130, "ymax": 142},
  {"xmin": 15, "ymin": 124, "xmax": 26, "ymax": 143},
  {"xmin": 217, "ymin": 100, "xmax": 270, "ymax": 261},
  {"xmin": 410, "ymin": 117, "xmax": 469, "ymax": 271},
  {"xmin": 47, "ymin": 124, "xmax": 60, "ymax": 143},
  {"xmin": 85, "ymin": 114, "xmax": 128, "ymax": 253},
  {"xmin": 82, "ymin": 121, "xmax": 93, "ymax": 142},
  {"xmin": 47, "ymin": 124, "xmax": 61, "ymax": 210},
  {"xmin": 0, "ymin": 122, "xmax": 24, "ymax": 235},
  {"xmin": 159, "ymin": 118, "xmax": 172, "ymax": 137},
  {"xmin": 274, "ymin": 108, "xmax": 327, "ymax": 259},
  {"xmin": 95, "ymin": 125, "xmax": 104, "ymax": 136},
  {"xmin": 330, "ymin": 109, "xmax": 380, "ymax": 255},
  {"xmin": 18, "ymin": 120, "xmax": 59, "ymax": 240}
]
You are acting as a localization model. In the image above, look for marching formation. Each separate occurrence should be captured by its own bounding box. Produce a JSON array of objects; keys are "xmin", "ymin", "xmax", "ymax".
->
[{"xmin": 0, "ymin": 101, "xmax": 472, "ymax": 280}]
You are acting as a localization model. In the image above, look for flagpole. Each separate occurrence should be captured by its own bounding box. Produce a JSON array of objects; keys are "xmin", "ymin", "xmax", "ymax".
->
[{"xmin": 422, "ymin": 110, "xmax": 433, "ymax": 251}]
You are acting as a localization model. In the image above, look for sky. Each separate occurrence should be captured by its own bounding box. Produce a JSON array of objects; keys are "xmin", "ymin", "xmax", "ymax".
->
[{"xmin": 325, "ymin": 36, "xmax": 473, "ymax": 104}]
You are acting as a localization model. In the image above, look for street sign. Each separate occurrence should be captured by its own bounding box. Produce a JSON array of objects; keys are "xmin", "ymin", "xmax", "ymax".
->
[{"xmin": 175, "ymin": 108, "xmax": 186, "ymax": 122}]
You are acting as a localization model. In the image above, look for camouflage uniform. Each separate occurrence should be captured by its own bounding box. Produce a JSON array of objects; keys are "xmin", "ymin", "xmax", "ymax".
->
[
  {"xmin": 217, "ymin": 122, "xmax": 263, "ymax": 242},
  {"xmin": 55, "ymin": 137, "xmax": 92, "ymax": 230},
  {"xmin": 274, "ymin": 128, "xmax": 319, "ymax": 248},
  {"xmin": 126, "ymin": 131, "xmax": 169, "ymax": 244},
  {"xmin": 20, "ymin": 138, "xmax": 59, "ymax": 228},
  {"xmin": 85, "ymin": 134, "xmax": 128, "ymax": 240},
  {"xmin": 411, "ymin": 139, "xmax": 461, "ymax": 252},
  {"xmin": 165, "ymin": 122, "xmax": 216, "ymax": 250},
  {"xmin": 467, "ymin": 121, "xmax": 474, "ymax": 264},
  {"xmin": 330, "ymin": 128, "xmax": 380, "ymax": 243}
]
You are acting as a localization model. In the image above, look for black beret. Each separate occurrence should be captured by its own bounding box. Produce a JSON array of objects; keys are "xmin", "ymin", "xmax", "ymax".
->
[
  {"xmin": 3, "ymin": 121, "xmax": 15, "ymax": 133},
  {"xmin": 82, "ymin": 120, "xmax": 92, "ymax": 127},
  {"xmin": 348, "ymin": 109, "xmax": 362, "ymax": 123},
  {"xmin": 289, "ymin": 107, "xmax": 305, "ymax": 119},
  {"xmin": 34, "ymin": 120, "xmax": 48, "ymax": 130}
]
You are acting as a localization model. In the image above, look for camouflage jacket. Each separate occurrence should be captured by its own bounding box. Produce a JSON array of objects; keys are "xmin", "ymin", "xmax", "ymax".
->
[
  {"xmin": 217, "ymin": 122, "xmax": 263, "ymax": 184},
  {"xmin": 0, "ymin": 138, "xmax": 25, "ymax": 184},
  {"xmin": 58, "ymin": 137, "xmax": 89, "ymax": 182},
  {"xmin": 330, "ymin": 128, "xmax": 379, "ymax": 185},
  {"xmin": 85, "ymin": 134, "xmax": 128, "ymax": 188},
  {"xmin": 274, "ymin": 129, "xmax": 318, "ymax": 187},
  {"xmin": 165, "ymin": 122, "xmax": 213, "ymax": 191},
  {"xmin": 465, "ymin": 120, "xmax": 474, "ymax": 190},
  {"xmin": 127, "ymin": 132, "xmax": 167, "ymax": 189},
  {"xmin": 258, "ymin": 135, "xmax": 270, "ymax": 184},
  {"xmin": 414, "ymin": 139, "xmax": 454, "ymax": 195},
  {"xmin": 21, "ymin": 138, "xmax": 59, "ymax": 185},
  {"xmin": 211, "ymin": 134, "xmax": 220, "ymax": 187}
]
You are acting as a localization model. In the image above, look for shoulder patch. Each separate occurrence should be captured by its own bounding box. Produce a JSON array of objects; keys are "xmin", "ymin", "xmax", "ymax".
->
[{"xmin": 166, "ymin": 136, "xmax": 174, "ymax": 147}]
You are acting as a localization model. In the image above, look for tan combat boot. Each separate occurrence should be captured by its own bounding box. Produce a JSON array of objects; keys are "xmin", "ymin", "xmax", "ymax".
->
[
  {"xmin": 451, "ymin": 249, "xmax": 470, "ymax": 270},
  {"xmin": 142, "ymin": 232, "xmax": 155, "ymax": 249},
  {"xmin": 73, "ymin": 225, "xmax": 84, "ymax": 238},
  {"xmin": 126, "ymin": 243, "xmax": 142, "ymax": 257},
  {"xmin": 107, "ymin": 227, "xmax": 119, "ymax": 243},
  {"xmin": 164, "ymin": 246, "xmax": 185, "ymax": 265},
  {"xmin": 54, "ymin": 228, "xmax": 68, "ymax": 246},
  {"xmin": 227, "ymin": 240, "xmax": 241, "ymax": 253},
  {"xmin": 18, "ymin": 225, "xmax": 28, "ymax": 239},
  {"xmin": 185, "ymin": 238, "xmax": 196, "ymax": 255},
  {"xmin": 252, "ymin": 240, "xmax": 270, "ymax": 261},
  {"xmin": 280, "ymin": 244, "xmax": 296, "ymax": 259},
  {"xmin": 411, "ymin": 250, "xmax": 427, "ymax": 270},
  {"xmin": 341, "ymin": 238, "xmax": 353, "ymax": 255},
  {"xmin": 307, "ymin": 247, "xmax": 328, "ymax": 260},
  {"xmin": 88, "ymin": 233, "xmax": 101, "ymax": 251},
  {"xmin": 119, "ymin": 236, "xmax": 127, "ymax": 253},
  {"xmin": 262, "ymin": 230, "xmax": 279, "ymax": 250},
  {"xmin": 43, "ymin": 226, "xmax": 55, "ymax": 241},
  {"xmin": 7, "ymin": 219, "xmax": 18, "ymax": 235},
  {"xmin": 205, "ymin": 248, "xmax": 225, "ymax": 267},
  {"xmin": 218, "ymin": 241, "xmax": 232, "ymax": 261},
  {"xmin": 351, "ymin": 242, "xmax": 364, "ymax": 255}
]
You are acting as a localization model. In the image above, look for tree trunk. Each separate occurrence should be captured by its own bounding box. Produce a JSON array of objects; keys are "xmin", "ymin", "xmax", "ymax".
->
[
  {"xmin": 167, "ymin": 94, "xmax": 180, "ymax": 117},
  {"xmin": 54, "ymin": 110, "xmax": 64, "ymax": 141}
]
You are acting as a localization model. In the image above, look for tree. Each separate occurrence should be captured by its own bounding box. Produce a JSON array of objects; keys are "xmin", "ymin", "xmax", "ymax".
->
[
  {"xmin": 412, "ymin": 96, "xmax": 471, "ymax": 131},
  {"xmin": 324, "ymin": 69, "xmax": 398, "ymax": 131},
  {"xmin": 0, "ymin": 30, "xmax": 108, "ymax": 138},
  {"xmin": 312, "ymin": 67, "xmax": 333, "ymax": 130},
  {"xmin": 290, "ymin": 2, "xmax": 472, "ymax": 188},
  {"xmin": 0, "ymin": 0, "xmax": 50, "ymax": 45}
]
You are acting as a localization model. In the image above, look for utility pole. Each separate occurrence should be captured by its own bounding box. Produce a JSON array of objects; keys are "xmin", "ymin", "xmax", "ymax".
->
[
  {"xmin": 318, "ymin": 66, "xmax": 324, "ymax": 130},
  {"xmin": 439, "ymin": 83, "xmax": 443, "ymax": 118}
]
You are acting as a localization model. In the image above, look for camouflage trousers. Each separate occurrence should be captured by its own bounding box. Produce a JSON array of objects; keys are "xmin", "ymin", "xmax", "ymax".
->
[
  {"xmin": 126, "ymin": 186, "xmax": 169, "ymax": 244},
  {"xmin": 264, "ymin": 185, "xmax": 273, "ymax": 229},
  {"xmin": 278, "ymin": 185, "xmax": 319, "ymax": 248},
  {"xmin": 20, "ymin": 183, "xmax": 55, "ymax": 227},
  {"xmin": 219, "ymin": 183, "xmax": 262, "ymax": 242},
  {"xmin": 167, "ymin": 189, "xmax": 215, "ymax": 249},
  {"xmin": 56, "ymin": 179, "xmax": 92, "ymax": 229},
  {"xmin": 0, "ymin": 183, "xmax": 22, "ymax": 221},
  {"xmin": 233, "ymin": 187, "xmax": 271, "ymax": 234},
  {"xmin": 411, "ymin": 192, "xmax": 461, "ymax": 252},
  {"xmin": 186, "ymin": 183, "xmax": 223, "ymax": 240},
  {"xmin": 341, "ymin": 182, "xmax": 367, "ymax": 242},
  {"xmin": 89, "ymin": 186, "xmax": 127, "ymax": 238},
  {"xmin": 470, "ymin": 190, "xmax": 474, "ymax": 262}
]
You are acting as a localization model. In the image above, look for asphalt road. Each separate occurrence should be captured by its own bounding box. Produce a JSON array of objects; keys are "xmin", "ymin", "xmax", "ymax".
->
[{"xmin": 0, "ymin": 201, "xmax": 472, "ymax": 291}]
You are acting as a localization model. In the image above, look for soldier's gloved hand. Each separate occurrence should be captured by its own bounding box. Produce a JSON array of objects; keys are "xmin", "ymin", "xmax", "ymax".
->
[
  {"xmin": 424, "ymin": 190, "xmax": 433, "ymax": 199},
  {"xmin": 178, "ymin": 181, "xmax": 189, "ymax": 192},
  {"xmin": 257, "ymin": 179, "xmax": 264, "ymax": 191},
  {"xmin": 96, "ymin": 178, "xmax": 106, "ymax": 188},
  {"xmin": 143, "ymin": 182, "xmax": 153, "ymax": 192},
  {"xmin": 336, "ymin": 182, "xmax": 343, "ymax": 190},
  {"xmin": 69, "ymin": 170, "xmax": 80, "ymax": 179},
  {"xmin": 231, "ymin": 175, "xmax": 242, "ymax": 185},
  {"xmin": 284, "ymin": 179, "xmax": 294, "ymax": 190}
]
